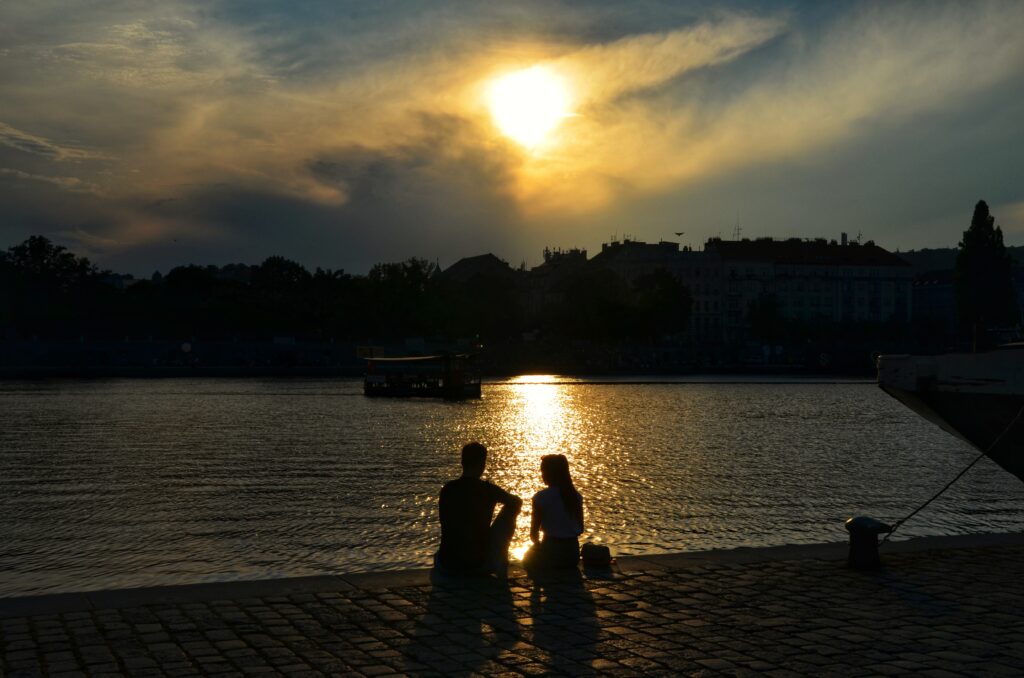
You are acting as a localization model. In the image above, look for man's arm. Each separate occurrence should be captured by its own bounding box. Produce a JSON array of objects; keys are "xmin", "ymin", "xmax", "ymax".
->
[
  {"xmin": 502, "ymin": 489, "xmax": 523, "ymax": 513},
  {"xmin": 490, "ymin": 484, "xmax": 522, "ymax": 512}
]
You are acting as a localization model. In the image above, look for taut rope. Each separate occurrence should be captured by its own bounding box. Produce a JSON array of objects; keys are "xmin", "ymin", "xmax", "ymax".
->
[{"xmin": 880, "ymin": 402, "xmax": 1024, "ymax": 546}]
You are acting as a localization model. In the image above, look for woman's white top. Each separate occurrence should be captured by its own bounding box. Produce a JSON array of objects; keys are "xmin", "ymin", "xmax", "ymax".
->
[{"xmin": 533, "ymin": 486, "xmax": 583, "ymax": 539}]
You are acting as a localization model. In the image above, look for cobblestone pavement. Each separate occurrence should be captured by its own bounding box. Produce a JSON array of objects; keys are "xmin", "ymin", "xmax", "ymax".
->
[{"xmin": 3, "ymin": 541, "xmax": 1024, "ymax": 676}]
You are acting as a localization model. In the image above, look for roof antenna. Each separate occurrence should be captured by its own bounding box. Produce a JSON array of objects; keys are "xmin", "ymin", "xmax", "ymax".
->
[{"xmin": 732, "ymin": 209, "xmax": 742, "ymax": 240}]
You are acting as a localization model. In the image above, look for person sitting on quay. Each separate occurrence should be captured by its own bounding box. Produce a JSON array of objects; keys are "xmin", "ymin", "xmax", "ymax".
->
[
  {"xmin": 523, "ymin": 454, "xmax": 584, "ymax": 573},
  {"xmin": 436, "ymin": 442, "xmax": 522, "ymax": 577}
]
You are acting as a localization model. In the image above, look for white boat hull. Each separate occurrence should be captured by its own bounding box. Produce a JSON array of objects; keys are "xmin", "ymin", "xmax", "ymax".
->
[{"xmin": 877, "ymin": 349, "xmax": 1024, "ymax": 482}]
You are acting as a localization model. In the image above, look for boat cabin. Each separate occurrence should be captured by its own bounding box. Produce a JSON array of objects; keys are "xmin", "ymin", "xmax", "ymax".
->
[{"xmin": 363, "ymin": 354, "xmax": 481, "ymax": 399}]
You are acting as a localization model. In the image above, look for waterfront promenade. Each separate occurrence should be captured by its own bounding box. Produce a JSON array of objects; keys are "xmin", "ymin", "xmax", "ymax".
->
[{"xmin": 2, "ymin": 534, "xmax": 1023, "ymax": 677}]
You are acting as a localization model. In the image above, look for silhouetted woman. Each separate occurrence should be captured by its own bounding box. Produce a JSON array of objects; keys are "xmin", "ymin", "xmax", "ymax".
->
[{"xmin": 523, "ymin": 454, "xmax": 584, "ymax": 572}]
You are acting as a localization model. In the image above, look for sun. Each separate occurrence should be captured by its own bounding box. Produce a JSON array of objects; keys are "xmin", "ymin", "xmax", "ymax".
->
[{"xmin": 487, "ymin": 66, "xmax": 571, "ymax": 149}]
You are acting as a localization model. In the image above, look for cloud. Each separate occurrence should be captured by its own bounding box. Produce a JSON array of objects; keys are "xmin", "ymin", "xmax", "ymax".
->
[
  {"xmin": 29, "ymin": 111, "xmax": 525, "ymax": 274},
  {"xmin": 509, "ymin": 1, "xmax": 1024, "ymax": 214},
  {"xmin": 0, "ymin": 4, "xmax": 792, "ymax": 221},
  {"xmin": 554, "ymin": 13, "xmax": 786, "ymax": 105},
  {"xmin": 0, "ymin": 122, "xmax": 105, "ymax": 161},
  {"xmin": 0, "ymin": 1, "xmax": 1022, "ymax": 274},
  {"xmin": 0, "ymin": 167, "xmax": 97, "ymax": 192},
  {"xmin": 40, "ymin": 16, "xmax": 263, "ymax": 90},
  {"xmin": 171, "ymin": 113, "xmax": 523, "ymax": 269},
  {"xmin": 55, "ymin": 226, "xmax": 125, "ymax": 252}
]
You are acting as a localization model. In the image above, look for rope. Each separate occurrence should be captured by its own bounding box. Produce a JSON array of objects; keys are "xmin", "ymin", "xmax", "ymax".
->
[{"xmin": 880, "ymin": 402, "xmax": 1024, "ymax": 546}]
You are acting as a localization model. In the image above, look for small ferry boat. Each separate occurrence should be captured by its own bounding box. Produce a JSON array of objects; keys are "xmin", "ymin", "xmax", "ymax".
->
[
  {"xmin": 877, "ymin": 345, "xmax": 1024, "ymax": 482},
  {"xmin": 363, "ymin": 353, "xmax": 481, "ymax": 399}
]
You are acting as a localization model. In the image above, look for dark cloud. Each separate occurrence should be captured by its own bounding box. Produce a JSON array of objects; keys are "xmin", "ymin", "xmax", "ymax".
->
[
  {"xmin": 91, "ymin": 114, "xmax": 525, "ymax": 274},
  {"xmin": 0, "ymin": 121, "xmax": 101, "ymax": 161},
  {"xmin": 205, "ymin": 0, "xmax": 716, "ymax": 80}
]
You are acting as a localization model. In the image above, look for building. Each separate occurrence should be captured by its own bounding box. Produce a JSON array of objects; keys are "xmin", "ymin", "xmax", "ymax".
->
[
  {"xmin": 440, "ymin": 253, "xmax": 516, "ymax": 284},
  {"xmin": 912, "ymin": 270, "xmax": 956, "ymax": 346},
  {"xmin": 705, "ymin": 236, "xmax": 913, "ymax": 345},
  {"xmin": 444, "ymin": 233, "xmax": 915, "ymax": 363},
  {"xmin": 588, "ymin": 239, "xmax": 721, "ymax": 342},
  {"xmin": 586, "ymin": 235, "xmax": 913, "ymax": 346},
  {"xmin": 589, "ymin": 239, "xmax": 681, "ymax": 282}
]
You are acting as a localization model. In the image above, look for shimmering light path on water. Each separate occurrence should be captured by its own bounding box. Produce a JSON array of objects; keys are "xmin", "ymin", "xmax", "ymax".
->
[{"xmin": 1, "ymin": 378, "xmax": 1022, "ymax": 597}]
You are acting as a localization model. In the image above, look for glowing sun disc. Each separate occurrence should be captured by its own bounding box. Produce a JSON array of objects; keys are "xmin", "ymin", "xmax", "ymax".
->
[{"xmin": 487, "ymin": 66, "xmax": 570, "ymax": 148}]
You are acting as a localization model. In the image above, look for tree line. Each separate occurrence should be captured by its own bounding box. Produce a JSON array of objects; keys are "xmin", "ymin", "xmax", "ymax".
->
[{"xmin": 0, "ymin": 237, "xmax": 692, "ymax": 344}]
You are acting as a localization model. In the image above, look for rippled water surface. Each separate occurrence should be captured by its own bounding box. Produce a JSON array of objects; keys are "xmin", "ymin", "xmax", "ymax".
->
[{"xmin": 2, "ymin": 377, "xmax": 1023, "ymax": 597}]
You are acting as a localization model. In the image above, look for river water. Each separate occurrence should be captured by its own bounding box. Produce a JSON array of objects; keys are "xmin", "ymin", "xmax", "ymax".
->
[{"xmin": 1, "ymin": 377, "xmax": 1022, "ymax": 597}]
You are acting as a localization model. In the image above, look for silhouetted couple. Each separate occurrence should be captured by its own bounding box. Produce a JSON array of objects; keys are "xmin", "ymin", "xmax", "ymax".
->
[{"xmin": 435, "ymin": 442, "xmax": 583, "ymax": 578}]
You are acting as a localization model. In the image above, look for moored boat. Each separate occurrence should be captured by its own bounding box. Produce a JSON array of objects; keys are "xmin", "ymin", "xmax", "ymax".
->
[
  {"xmin": 877, "ymin": 345, "xmax": 1024, "ymax": 482},
  {"xmin": 363, "ymin": 353, "xmax": 481, "ymax": 399}
]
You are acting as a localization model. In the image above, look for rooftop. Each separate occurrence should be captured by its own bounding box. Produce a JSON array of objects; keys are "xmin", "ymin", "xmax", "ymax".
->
[
  {"xmin": 707, "ymin": 237, "xmax": 910, "ymax": 266},
  {"xmin": 441, "ymin": 253, "xmax": 515, "ymax": 283}
]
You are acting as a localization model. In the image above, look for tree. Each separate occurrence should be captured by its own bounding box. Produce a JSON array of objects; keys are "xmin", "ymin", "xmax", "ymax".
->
[
  {"xmin": 252, "ymin": 256, "xmax": 311, "ymax": 291},
  {"xmin": 631, "ymin": 269, "xmax": 692, "ymax": 338},
  {"xmin": 433, "ymin": 271, "xmax": 522, "ymax": 342},
  {"xmin": 549, "ymin": 267, "xmax": 632, "ymax": 340},
  {"xmin": 5, "ymin": 235, "xmax": 99, "ymax": 288},
  {"xmin": 955, "ymin": 200, "xmax": 1017, "ymax": 346},
  {"xmin": 249, "ymin": 256, "xmax": 313, "ymax": 336},
  {"xmin": 0, "ymin": 236, "xmax": 108, "ymax": 338},
  {"xmin": 365, "ymin": 258, "xmax": 439, "ymax": 338}
]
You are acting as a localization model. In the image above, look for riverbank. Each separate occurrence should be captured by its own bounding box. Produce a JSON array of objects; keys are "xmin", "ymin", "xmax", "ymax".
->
[
  {"xmin": 0, "ymin": 339, "xmax": 878, "ymax": 379},
  {"xmin": 0, "ymin": 366, "xmax": 872, "ymax": 383},
  {"xmin": 3, "ymin": 533, "xmax": 1023, "ymax": 676}
]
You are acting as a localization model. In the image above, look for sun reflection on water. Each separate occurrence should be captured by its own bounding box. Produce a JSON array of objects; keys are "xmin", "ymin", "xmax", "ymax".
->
[
  {"xmin": 488, "ymin": 375, "xmax": 589, "ymax": 560},
  {"xmin": 510, "ymin": 543, "xmax": 530, "ymax": 561},
  {"xmin": 11, "ymin": 378, "xmax": 1024, "ymax": 597}
]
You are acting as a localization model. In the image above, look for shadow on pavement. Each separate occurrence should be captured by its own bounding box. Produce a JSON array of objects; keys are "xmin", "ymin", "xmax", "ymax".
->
[
  {"xmin": 402, "ymin": 571, "xmax": 522, "ymax": 674},
  {"xmin": 526, "ymin": 570, "xmax": 601, "ymax": 672}
]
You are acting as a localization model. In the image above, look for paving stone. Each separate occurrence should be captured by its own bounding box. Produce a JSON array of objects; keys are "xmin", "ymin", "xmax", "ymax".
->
[{"xmin": 6, "ymin": 542, "xmax": 1024, "ymax": 675}]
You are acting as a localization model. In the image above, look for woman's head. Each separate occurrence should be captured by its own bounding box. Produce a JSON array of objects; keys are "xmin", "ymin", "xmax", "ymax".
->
[{"xmin": 540, "ymin": 454, "xmax": 571, "ymax": 487}]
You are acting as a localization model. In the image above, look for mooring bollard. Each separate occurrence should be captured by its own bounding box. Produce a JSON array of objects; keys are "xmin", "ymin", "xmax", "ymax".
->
[{"xmin": 844, "ymin": 516, "xmax": 892, "ymax": 569}]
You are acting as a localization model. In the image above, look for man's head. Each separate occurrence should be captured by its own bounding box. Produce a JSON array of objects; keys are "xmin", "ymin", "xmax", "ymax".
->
[{"xmin": 461, "ymin": 442, "xmax": 487, "ymax": 478}]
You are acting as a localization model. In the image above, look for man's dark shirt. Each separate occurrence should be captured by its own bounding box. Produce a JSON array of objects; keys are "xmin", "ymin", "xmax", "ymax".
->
[{"xmin": 438, "ymin": 476, "xmax": 510, "ymax": 573}]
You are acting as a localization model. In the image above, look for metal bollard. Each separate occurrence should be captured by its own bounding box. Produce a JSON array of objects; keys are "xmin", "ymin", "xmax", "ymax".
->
[{"xmin": 844, "ymin": 516, "xmax": 892, "ymax": 569}]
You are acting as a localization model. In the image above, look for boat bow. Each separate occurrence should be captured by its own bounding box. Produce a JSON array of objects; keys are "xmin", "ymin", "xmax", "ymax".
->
[{"xmin": 877, "ymin": 349, "xmax": 1024, "ymax": 483}]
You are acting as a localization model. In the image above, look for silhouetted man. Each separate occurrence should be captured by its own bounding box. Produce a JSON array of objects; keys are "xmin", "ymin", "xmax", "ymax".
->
[{"xmin": 436, "ymin": 442, "xmax": 522, "ymax": 577}]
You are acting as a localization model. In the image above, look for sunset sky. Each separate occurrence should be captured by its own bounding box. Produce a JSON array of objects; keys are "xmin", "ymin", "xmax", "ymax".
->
[{"xmin": 1, "ymin": 1, "xmax": 1022, "ymax": 275}]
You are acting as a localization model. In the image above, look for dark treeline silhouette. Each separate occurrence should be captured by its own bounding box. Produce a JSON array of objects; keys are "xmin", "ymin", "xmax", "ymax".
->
[
  {"xmin": 0, "ymin": 236, "xmax": 691, "ymax": 348},
  {"xmin": 1, "ymin": 236, "xmax": 114, "ymax": 340}
]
